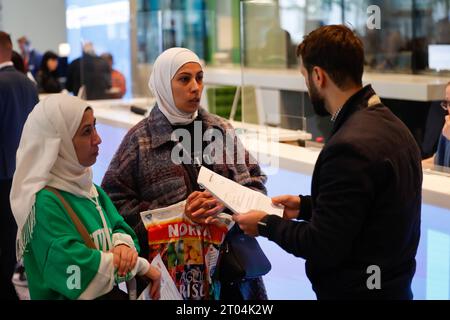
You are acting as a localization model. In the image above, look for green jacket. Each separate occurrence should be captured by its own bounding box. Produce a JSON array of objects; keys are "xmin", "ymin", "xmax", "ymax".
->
[{"xmin": 24, "ymin": 185, "xmax": 141, "ymax": 299}]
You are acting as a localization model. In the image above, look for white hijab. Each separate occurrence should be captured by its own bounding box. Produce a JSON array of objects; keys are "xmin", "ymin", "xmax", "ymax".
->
[
  {"xmin": 148, "ymin": 47, "xmax": 202, "ymax": 125},
  {"xmin": 11, "ymin": 94, "xmax": 95, "ymax": 259}
]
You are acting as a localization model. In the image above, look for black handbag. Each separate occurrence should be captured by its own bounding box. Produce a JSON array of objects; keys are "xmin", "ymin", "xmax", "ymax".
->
[{"xmin": 214, "ymin": 227, "xmax": 271, "ymax": 283}]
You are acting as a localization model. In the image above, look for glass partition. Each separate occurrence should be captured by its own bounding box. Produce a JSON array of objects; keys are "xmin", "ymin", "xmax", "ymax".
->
[
  {"xmin": 239, "ymin": 0, "xmax": 450, "ymax": 76},
  {"xmin": 66, "ymin": 0, "xmax": 134, "ymax": 100},
  {"xmin": 240, "ymin": 0, "xmax": 310, "ymax": 154},
  {"xmin": 66, "ymin": 0, "xmax": 450, "ymax": 102},
  {"xmin": 66, "ymin": 0, "xmax": 243, "ymax": 118},
  {"xmin": 64, "ymin": 0, "xmax": 449, "ymax": 144},
  {"xmin": 423, "ymin": 161, "xmax": 450, "ymax": 177},
  {"xmin": 136, "ymin": 0, "xmax": 210, "ymax": 64}
]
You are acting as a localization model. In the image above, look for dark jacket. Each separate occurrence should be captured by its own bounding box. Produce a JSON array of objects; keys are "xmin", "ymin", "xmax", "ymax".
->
[
  {"xmin": 435, "ymin": 134, "xmax": 450, "ymax": 167},
  {"xmin": 0, "ymin": 65, "xmax": 39, "ymax": 179},
  {"xmin": 263, "ymin": 85, "xmax": 422, "ymax": 300},
  {"xmin": 65, "ymin": 57, "xmax": 81, "ymax": 95},
  {"xmin": 36, "ymin": 70, "xmax": 61, "ymax": 93},
  {"xmin": 66, "ymin": 54, "xmax": 111, "ymax": 99}
]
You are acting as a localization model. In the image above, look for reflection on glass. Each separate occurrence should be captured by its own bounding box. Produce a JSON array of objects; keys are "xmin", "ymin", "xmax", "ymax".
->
[
  {"xmin": 422, "ymin": 161, "xmax": 450, "ymax": 177},
  {"xmin": 238, "ymin": 0, "xmax": 450, "ymax": 75},
  {"xmin": 66, "ymin": 0, "xmax": 450, "ymax": 101},
  {"xmin": 66, "ymin": 0, "xmax": 131, "ymax": 99},
  {"xmin": 206, "ymin": 85, "xmax": 242, "ymax": 121},
  {"xmin": 240, "ymin": 1, "xmax": 308, "ymax": 142},
  {"xmin": 136, "ymin": 0, "xmax": 209, "ymax": 64}
]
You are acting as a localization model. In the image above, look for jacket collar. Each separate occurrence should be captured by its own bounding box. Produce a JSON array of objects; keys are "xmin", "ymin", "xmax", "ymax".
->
[
  {"xmin": 148, "ymin": 105, "xmax": 225, "ymax": 149},
  {"xmin": 147, "ymin": 106, "xmax": 174, "ymax": 149},
  {"xmin": 330, "ymin": 84, "xmax": 377, "ymax": 137},
  {"xmin": 0, "ymin": 61, "xmax": 14, "ymax": 70}
]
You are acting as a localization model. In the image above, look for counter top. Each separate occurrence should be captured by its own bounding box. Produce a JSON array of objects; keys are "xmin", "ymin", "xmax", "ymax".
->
[
  {"xmin": 90, "ymin": 98, "xmax": 311, "ymax": 142},
  {"xmin": 204, "ymin": 67, "xmax": 449, "ymax": 102},
  {"xmin": 88, "ymin": 98, "xmax": 152, "ymax": 129}
]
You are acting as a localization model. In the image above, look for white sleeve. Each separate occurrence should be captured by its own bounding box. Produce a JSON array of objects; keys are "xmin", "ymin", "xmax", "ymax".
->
[
  {"xmin": 112, "ymin": 233, "xmax": 136, "ymax": 249},
  {"xmin": 77, "ymin": 252, "xmax": 115, "ymax": 300},
  {"xmin": 133, "ymin": 257, "xmax": 151, "ymax": 276},
  {"xmin": 119, "ymin": 257, "xmax": 150, "ymax": 279},
  {"xmin": 78, "ymin": 254, "xmax": 150, "ymax": 300}
]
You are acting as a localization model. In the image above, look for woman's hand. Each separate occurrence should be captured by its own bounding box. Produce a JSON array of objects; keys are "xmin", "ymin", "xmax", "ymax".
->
[
  {"xmin": 185, "ymin": 191, "xmax": 225, "ymax": 224},
  {"xmin": 272, "ymin": 195, "xmax": 300, "ymax": 220},
  {"xmin": 145, "ymin": 265, "xmax": 161, "ymax": 300},
  {"xmin": 112, "ymin": 244, "xmax": 138, "ymax": 277}
]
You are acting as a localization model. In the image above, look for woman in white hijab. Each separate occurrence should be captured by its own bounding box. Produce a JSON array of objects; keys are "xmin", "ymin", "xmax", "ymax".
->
[
  {"xmin": 10, "ymin": 94, "xmax": 160, "ymax": 300},
  {"xmin": 102, "ymin": 48, "xmax": 269, "ymax": 300}
]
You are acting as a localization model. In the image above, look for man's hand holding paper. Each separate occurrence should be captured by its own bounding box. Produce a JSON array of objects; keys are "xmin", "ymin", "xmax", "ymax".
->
[
  {"xmin": 272, "ymin": 195, "xmax": 301, "ymax": 220},
  {"xmin": 232, "ymin": 210, "xmax": 268, "ymax": 236},
  {"xmin": 197, "ymin": 166, "xmax": 284, "ymax": 217}
]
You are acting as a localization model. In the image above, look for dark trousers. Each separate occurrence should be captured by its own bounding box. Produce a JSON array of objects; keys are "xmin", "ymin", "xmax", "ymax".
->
[
  {"xmin": 0, "ymin": 179, "xmax": 19, "ymax": 300},
  {"xmin": 220, "ymin": 281, "xmax": 244, "ymax": 300},
  {"xmin": 220, "ymin": 278, "xmax": 268, "ymax": 300}
]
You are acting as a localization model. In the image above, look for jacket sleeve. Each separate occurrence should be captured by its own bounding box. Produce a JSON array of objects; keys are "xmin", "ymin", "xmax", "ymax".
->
[
  {"xmin": 298, "ymin": 195, "xmax": 312, "ymax": 221},
  {"xmin": 264, "ymin": 144, "xmax": 375, "ymax": 268},
  {"xmin": 101, "ymin": 132, "xmax": 150, "ymax": 257},
  {"xmin": 96, "ymin": 186, "xmax": 141, "ymax": 252}
]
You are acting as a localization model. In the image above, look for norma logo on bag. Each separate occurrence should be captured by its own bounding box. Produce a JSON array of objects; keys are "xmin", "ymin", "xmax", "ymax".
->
[{"xmin": 149, "ymin": 220, "xmax": 226, "ymax": 244}]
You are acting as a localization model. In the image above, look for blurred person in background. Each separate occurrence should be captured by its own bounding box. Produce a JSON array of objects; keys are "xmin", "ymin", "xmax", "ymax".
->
[
  {"xmin": 66, "ymin": 42, "xmax": 111, "ymax": 100},
  {"xmin": 101, "ymin": 53, "xmax": 126, "ymax": 99},
  {"xmin": 17, "ymin": 36, "xmax": 42, "ymax": 78},
  {"xmin": 12, "ymin": 50, "xmax": 36, "ymax": 83},
  {"xmin": 433, "ymin": 81, "xmax": 450, "ymax": 167},
  {"xmin": 36, "ymin": 51, "xmax": 62, "ymax": 94},
  {"xmin": 0, "ymin": 31, "xmax": 39, "ymax": 300}
]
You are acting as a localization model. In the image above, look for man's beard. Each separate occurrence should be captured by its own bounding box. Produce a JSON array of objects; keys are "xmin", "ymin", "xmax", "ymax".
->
[{"xmin": 308, "ymin": 76, "xmax": 329, "ymax": 117}]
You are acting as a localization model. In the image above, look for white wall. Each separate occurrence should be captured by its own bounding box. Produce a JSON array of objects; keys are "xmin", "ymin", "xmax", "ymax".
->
[
  {"xmin": 1, "ymin": 0, "xmax": 66, "ymax": 53},
  {"xmin": 0, "ymin": 0, "xmax": 3, "ymax": 30}
]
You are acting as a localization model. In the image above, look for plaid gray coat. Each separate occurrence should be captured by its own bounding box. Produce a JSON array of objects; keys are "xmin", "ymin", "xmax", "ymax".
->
[{"xmin": 101, "ymin": 106, "xmax": 267, "ymax": 249}]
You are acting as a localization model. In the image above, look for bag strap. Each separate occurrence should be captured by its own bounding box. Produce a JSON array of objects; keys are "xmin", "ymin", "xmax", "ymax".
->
[{"xmin": 45, "ymin": 186, "xmax": 97, "ymax": 249}]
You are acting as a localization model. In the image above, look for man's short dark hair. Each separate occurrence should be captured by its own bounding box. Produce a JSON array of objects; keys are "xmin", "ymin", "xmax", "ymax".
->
[
  {"xmin": 296, "ymin": 25, "xmax": 364, "ymax": 89},
  {"xmin": 0, "ymin": 31, "xmax": 13, "ymax": 52}
]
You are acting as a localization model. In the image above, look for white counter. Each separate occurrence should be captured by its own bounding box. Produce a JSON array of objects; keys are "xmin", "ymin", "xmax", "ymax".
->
[
  {"xmin": 243, "ymin": 137, "xmax": 450, "ymax": 209},
  {"xmin": 92, "ymin": 99, "xmax": 450, "ymax": 210},
  {"xmin": 204, "ymin": 67, "xmax": 449, "ymax": 102},
  {"xmin": 90, "ymin": 99, "xmax": 311, "ymax": 142},
  {"xmin": 88, "ymin": 98, "xmax": 152, "ymax": 129}
]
